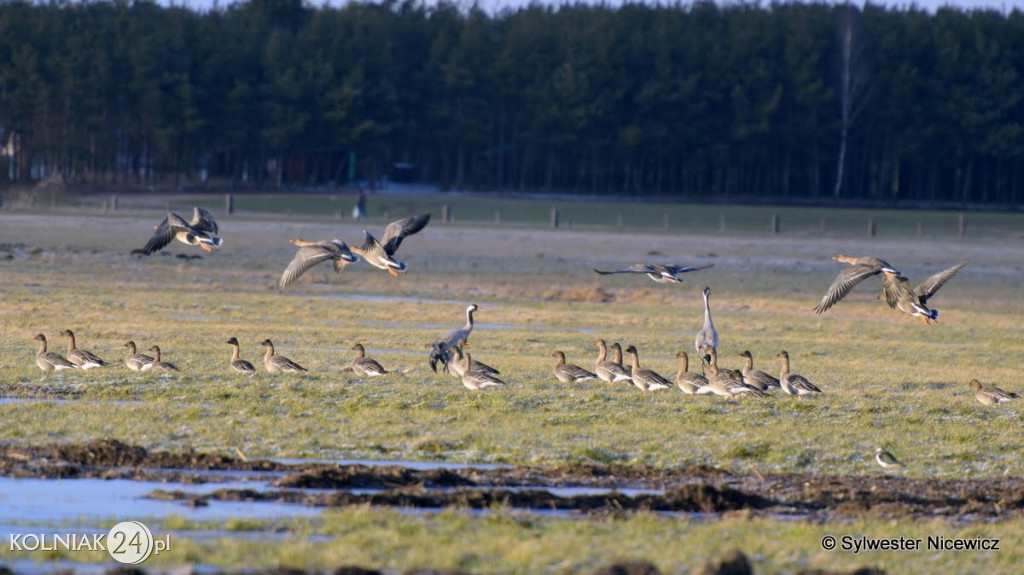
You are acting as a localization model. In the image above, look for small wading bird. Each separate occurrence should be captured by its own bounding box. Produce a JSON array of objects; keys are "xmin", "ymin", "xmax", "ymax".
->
[
  {"xmin": 814, "ymin": 255, "xmax": 901, "ymax": 314},
  {"xmin": 880, "ymin": 261, "xmax": 967, "ymax": 324},
  {"xmin": 135, "ymin": 206, "xmax": 223, "ymax": 255},
  {"xmin": 593, "ymin": 261, "xmax": 714, "ymax": 284},
  {"xmin": 874, "ymin": 446, "xmax": 904, "ymax": 469},
  {"xmin": 968, "ymin": 379, "xmax": 1020, "ymax": 406},
  {"xmin": 277, "ymin": 239, "xmax": 360, "ymax": 289},
  {"xmin": 350, "ymin": 214, "xmax": 431, "ymax": 277}
]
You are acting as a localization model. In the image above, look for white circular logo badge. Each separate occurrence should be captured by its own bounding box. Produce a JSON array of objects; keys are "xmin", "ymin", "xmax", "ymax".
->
[{"xmin": 106, "ymin": 521, "xmax": 154, "ymax": 565}]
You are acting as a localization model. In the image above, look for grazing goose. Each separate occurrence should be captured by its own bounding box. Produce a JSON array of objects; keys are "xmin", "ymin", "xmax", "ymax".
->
[
  {"xmin": 277, "ymin": 239, "xmax": 360, "ymax": 289},
  {"xmin": 968, "ymin": 379, "xmax": 1020, "ymax": 406},
  {"xmin": 226, "ymin": 337, "xmax": 256, "ymax": 374},
  {"xmin": 552, "ymin": 351, "xmax": 597, "ymax": 383},
  {"xmin": 674, "ymin": 351, "xmax": 711, "ymax": 395},
  {"xmin": 260, "ymin": 339, "xmax": 308, "ymax": 373},
  {"xmin": 593, "ymin": 261, "xmax": 714, "ymax": 284},
  {"xmin": 346, "ymin": 343, "xmax": 390, "ymax": 376},
  {"xmin": 593, "ymin": 339, "xmax": 632, "ymax": 385},
  {"xmin": 147, "ymin": 346, "xmax": 180, "ymax": 373},
  {"xmin": 448, "ymin": 341, "xmax": 500, "ymax": 379},
  {"xmin": 123, "ymin": 341, "xmax": 154, "ymax": 371},
  {"xmin": 33, "ymin": 334, "xmax": 78, "ymax": 372},
  {"xmin": 136, "ymin": 206, "xmax": 223, "ymax": 255},
  {"xmin": 350, "ymin": 214, "xmax": 431, "ymax": 277},
  {"xmin": 459, "ymin": 351, "xmax": 505, "ymax": 391},
  {"xmin": 814, "ymin": 255, "xmax": 900, "ymax": 314},
  {"xmin": 874, "ymin": 446, "xmax": 905, "ymax": 468},
  {"xmin": 881, "ymin": 261, "xmax": 967, "ymax": 324},
  {"xmin": 738, "ymin": 350, "xmax": 780, "ymax": 391},
  {"xmin": 59, "ymin": 329, "xmax": 106, "ymax": 369},
  {"xmin": 623, "ymin": 346, "xmax": 673, "ymax": 392},
  {"xmin": 429, "ymin": 303, "xmax": 479, "ymax": 373},
  {"xmin": 694, "ymin": 287, "xmax": 718, "ymax": 371},
  {"xmin": 776, "ymin": 351, "xmax": 821, "ymax": 398}
]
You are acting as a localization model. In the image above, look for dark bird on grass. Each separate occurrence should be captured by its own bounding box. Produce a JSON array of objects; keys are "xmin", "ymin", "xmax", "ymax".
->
[
  {"xmin": 874, "ymin": 446, "xmax": 904, "ymax": 468},
  {"xmin": 429, "ymin": 303, "xmax": 479, "ymax": 373},
  {"xmin": 277, "ymin": 239, "xmax": 360, "ymax": 289},
  {"xmin": 813, "ymin": 255, "xmax": 900, "ymax": 314},
  {"xmin": 59, "ymin": 329, "xmax": 106, "ymax": 369},
  {"xmin": 880, "ymin": 261, "xmax": 967, "ymax": 324},
  {"xmin": 350, "ymin": 214, "xmax": 431, "ymax": 277},
  {"xmin": 968, "ymin": 379, "xmax": 1020, "ymax": 406},
  {"xmin": 135, "ymin": 206, "xmax": 223, "ymax": 255},
  {"xmin": 593, "ymin": 261, "xmax": 714, "ymax": 284},
  {"xmin": 226, "ymin": 337, "xmax": 256, "ymax": 374}
]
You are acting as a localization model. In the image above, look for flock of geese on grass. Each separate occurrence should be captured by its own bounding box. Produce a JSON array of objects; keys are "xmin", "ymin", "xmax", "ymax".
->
[{"xmin": 30, "ymin": 205, "xmax": 1018, "ymax": 407}]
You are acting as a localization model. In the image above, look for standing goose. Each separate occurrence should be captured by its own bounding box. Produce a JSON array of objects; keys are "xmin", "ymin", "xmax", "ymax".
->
[
  {"xmin": 694, "ymin": 287, "xmax": 718, "ymax": 371},
  {"xmin": 429, "ymin": 303, "xmax": 479, "ymax": 373},
  {"xmin": 674, "ymin": 351, "xmax": 711, "ymax": 395},
  {"xmin": 704, "ymin": 348, "xmax": 767, "ymax": 399},
  {"xmin": 738, "ymin": 350, "xmax": 780, "ymax": 391},
  {"xmin": 703, "ymin": 347, "xmax": 744, "ymax": 383},
  {"xmin": 59, "ymin": 329, "xmax": 106, "ymax": 369},
  {"xmin": 448, "ymin": 341, "xmax": 500, "ymax": 379},
  {"xmin": 552, "ymin": 351, "xmax": 598, "ymax": 383},
  {"xmin": 277, "ymin": 239, "xmax": 360, "ymax": 289},
  {"xmin": 968, "ymin": 379, "xmax": 1020, "ymax": 406},
  {"xmin": 593, "ymin": 339, "xmax": 632, "ymax": 385},
  {"xmin": 776, "ymin": 351, "xmax": 821, "ymax": 398},
  {"xmin": 136, "ymin": 206, "xmax": 223, "ymax": 255},
  {"xmin": 346, "ymin": 343, "xmax": 390, "ymax": 376},
  {"xmin": 881, "ymin": 261, "xmax": 967, "ymax": 324},
  {"xmin": 123, "ymin": 341, "xmax": 154, "ymax": 371},
  {"xmin": 350, "ymin": 214, "xmax": 431, "ymax": 277},
  {"xmin": 33, "ymin": 334, "xmax": 78, "ymax": 372},
  {"xmin": 226, "ymin": 337, "xmax": 256, "ymax": 374},
  {"xmin": 260, "ymin": 339, "xmax": 308, "ymax": 373},
  {"xmin": 814, "ymin": 255, "xmax": 900, "ymax": 314},
  {"xmin": 593, "ymin": 261, "xmax": 714, "ymax": 284},
  {"xmin": 623, "ymin": 346, "xmax": 673, "ymax": 392},
  {"xmin": 147, "ymin": 346, "xmax": 180, "ymax": 373},
  {"xmin": 460, "ymin": 351, "xmax": 505, "ymax": 391}
]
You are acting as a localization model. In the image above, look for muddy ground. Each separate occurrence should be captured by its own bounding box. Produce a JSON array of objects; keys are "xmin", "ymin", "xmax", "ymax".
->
[{"xmin": 2, "ymin": 439, "xmax": 1021, "ymax": 522}]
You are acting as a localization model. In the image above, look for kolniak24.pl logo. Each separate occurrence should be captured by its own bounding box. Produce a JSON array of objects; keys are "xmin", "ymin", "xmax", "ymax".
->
[{"xmin": 9, "ymin": 521, "xmax": 170, "ymax": 565}]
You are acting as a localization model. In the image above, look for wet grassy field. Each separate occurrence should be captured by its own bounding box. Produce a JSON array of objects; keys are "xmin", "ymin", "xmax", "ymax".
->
[{"xmin": 1, "ymin": 194, "xmax": 1022, "ymax": 573}]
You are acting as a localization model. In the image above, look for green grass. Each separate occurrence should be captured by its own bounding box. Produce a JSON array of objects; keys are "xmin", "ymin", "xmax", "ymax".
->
[{"xmin": 2, "ymin": 196, "xmax": 1024, "ymax": 572}]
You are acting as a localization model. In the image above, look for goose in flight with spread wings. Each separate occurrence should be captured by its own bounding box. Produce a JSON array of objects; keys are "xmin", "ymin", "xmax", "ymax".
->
[
  {"xmin": 136, "ymin": 206, "xmax": 223, "ymax": 255},
  {"xmin": 813, "ymin": 255, "xmax": 900, "ymax": 314},
  {"xmin": 277, "ymin": 239, "xmax": 360, "ymax": 289},
  {"xmin": 350, "ymin": 214, "xmax": 431, "ymax": 276},
  {"xmin": 881, "ymin": 261, "xmax": 966, "ymax": 324},
  {"xmin": 593, "ymin": 261, "xmax": 714, "ymax": 284}
]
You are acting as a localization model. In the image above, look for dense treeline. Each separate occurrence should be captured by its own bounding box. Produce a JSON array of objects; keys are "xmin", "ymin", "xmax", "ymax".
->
[{"xmin": 1, "ymin": 0, "xmax": 1022, "ymax": 205}]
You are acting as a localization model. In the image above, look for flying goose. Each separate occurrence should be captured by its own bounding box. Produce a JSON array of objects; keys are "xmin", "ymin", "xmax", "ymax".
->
[
  {"xmin": 552, "ymin": 351, "xmax": 597, "ymax": 383},
  {"xmin": 593, "ymin": 261, "xmax": 714, "ymax": 284},
  {"xmin": 623, "ymin": 346, "xmax": 673, "ymax": 392},
  {"xmin": 260, "ymin": 339, "xmax": 308, "ymax": 373},
  {"xmin": 33, "ymin": 334, "xmax": 78, "ymax": 372},
  {"xmin": 226, "ymin": 337, "xmax": 256, "ymax": 374},
  {"xmin": 429, "ymin": 303, "xmax": 479, "ymax": 373},
  {"xmin": 968, "ymin": 379, "xmax": 1020, "ymax": 406},
  {"xmin": 694, "ymin": 287, "xmax": 718, "ymax": 371},
  {"xmin": 350, "ymin": 214, "xmax": 431, "ymax": 277},
  {"xmin": 593, "ymin": 339, "xmax": 632, "ymax": 385},
  {"xmin": 674, "ymin": 351, "xmax": 711, "ymax": 395},
  {"xmin": 345, "ymin": 343, "xmax": 390, "ymax": 376},
  {"xmin": 59, "ymin": 329, "xmax": 106, "ymax": 369},
  {"xmin": 136, "ymin": 206, "xmax": 223, "ymax": 255},
  {"xmin": 277, "ymin": 239, "xmax": 360, "ymax": 289},
  {"xmin": 776, "ymin": 351, "xmax": 821, "ymax": 398},
  {"xmin": 881, "ymin": 261, "xmax": 966, "ymax": 324},
  {"xmin": 738, "ymin": 350, "xmax": 781, "ymax": 391},
  {"xmin": 147, "ymin": 345, "xmax": 181, "ymax": 373},
  {"xmin": 814, "ymin": 255, "xmax": 900, "ymax": 314},
  {"xmin": 459, "ymin": 351, "xmax": 505, "ymax": 391},
  {"xmin": 123, "ymin": 341, "xmax": 154, "ymax": 371}
]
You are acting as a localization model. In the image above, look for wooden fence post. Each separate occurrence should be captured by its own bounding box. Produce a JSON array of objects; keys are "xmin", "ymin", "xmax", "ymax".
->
[
  {"xmin": 770, "ymin": 214, "xmax": 780, "ymax": 234},
  {"xmin": 225, "ymin": 192, "xmax": 234, "ymax": 215},
  {"xmin": 867, "ymin": 218, "xmax": 876, "ymax": 237},
  {"xmin": 550, "ymin": 207, "xmax": 559, "ymax": 228},
  {"xmin": 442, "ymin": 204, "xmax": 451, "ymax": 223},
  {"xmin": 958, "ymin": 212, "xmax": 966, "ymax": 238}
]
